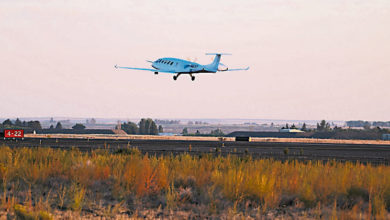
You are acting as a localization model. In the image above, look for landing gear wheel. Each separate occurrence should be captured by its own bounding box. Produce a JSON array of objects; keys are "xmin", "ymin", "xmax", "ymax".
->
[
  {"xmin": 154, "ymin": 72, "xmax": 158, "ymax": 75},
  {"xmin": 173, "ymin": 75, "xmax": 177, "ymax": 80},
  {"xmin": 191, "ymin": 76, "xmax": 195, "ymax": 81}
]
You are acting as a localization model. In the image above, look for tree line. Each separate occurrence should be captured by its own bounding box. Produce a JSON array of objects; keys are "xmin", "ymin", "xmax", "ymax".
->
[
  {"xmin": 347, "ymin": 120, "xmax": 390, "ymax": 128},
  {"xmin": 121, "ymin": 118, "xmax": 163, "ymax": 135},
  {"xmin": 1, "ymin": 118, "xmax": 42, "ymax": 130},
  {"xmin": 181, "ymin": 128, "xmax": 225, "ymax": 137}
]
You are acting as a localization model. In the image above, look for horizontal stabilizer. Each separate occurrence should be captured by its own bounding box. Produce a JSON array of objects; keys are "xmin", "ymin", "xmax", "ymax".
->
[
  {"xmin": 219, "ymin": 67, "xmax": 250, "ymax": 72},
  {"xmin": 205, "ymin": 53, "xmax": 232, "ymax": 55}
]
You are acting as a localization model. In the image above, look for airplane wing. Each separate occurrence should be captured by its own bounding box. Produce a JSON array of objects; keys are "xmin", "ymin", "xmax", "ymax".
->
[
  {"xmin": 219, "ymin": 67, "xmax": 250, "ymax": 72},
  {"xmin": 114, "ymin": 65, "xmax": 176, "ymax": 73}
]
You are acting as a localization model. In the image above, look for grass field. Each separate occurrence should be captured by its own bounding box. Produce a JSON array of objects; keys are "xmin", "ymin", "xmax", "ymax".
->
[{"xmin": 1, "ymin": 146, "xmax": 390, "ymax": 219}]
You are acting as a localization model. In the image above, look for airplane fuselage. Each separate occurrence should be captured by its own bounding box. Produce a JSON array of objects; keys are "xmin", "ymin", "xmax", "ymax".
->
[{"xmin": 151, "ymin": 57, "xmax": 216, "ymax": 74}]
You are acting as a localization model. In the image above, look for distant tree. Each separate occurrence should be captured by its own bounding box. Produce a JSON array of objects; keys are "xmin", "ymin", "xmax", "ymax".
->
[
  {"xmin": 138, "ymin": 118, "xmax": 158, "ymax": 135},
  {"xmin": 15, "ymin": 118, "xmax": 22, "ymax": 127},
  {"xmin": 270, "ymin": 122, "xmax": 274, "ymax": 127},
  {"xmin": 317, "ymin": 120, "xmax": 330, "ymax": 132},
  {"xmin": 195, "ymin": 130, "xmax": 201, "ymax": 135},
  {"xmin": 55, "ymin": 122, "xmax": 63, "ymax": 129},
  {"xmin": 155, "ymin": 119, "xmax": 181, "ymax": 125},
  {"xmin": 158, "ymin": 125, "xmax": 164, "ymax": 133},
  {"xmin": 333, "ymin": 126, "xmax": 342, "ymax": 131},
  {"xmin": 301, "ymin": 123, "xmax": 307, "ymax": 131},
  {"xmin": 28, "ymin": 121, "xmax": 42, "ymax": 130},
  {"xmin": 139, "ymin": 119, "xmax": 147, "ymax": 134},
  {"xmin": 182, "ymin": 128, "xmax": 188, "ymax": 135},
  {"xmin": 72, "ymin": 123, "xmax": 86, "ymax": 130},
  {"xmin": 285, "ymin": 123, "xmax": 289, "ymax": 129},
  {"xmin": 150, "ymin": 121, "xmax": 158, "ymax": 135},
  {"xmin": 145, "ymin": 119, "xmax": 152, "ymax": 134},
  {"xmin": 121, "ymin": 122, "xmax": 138, "ymax": 134},
  {"xmin": 210, "ymin": 129, "xmax": 224, "ymax": 136},
  {"xmin": 346, "ymin": 120, "xmax": 372, "ymax": 128},
  {"xmin": 290, "ymin": 124, "xmax": 297, "ymax": 129},
  {"xmin": 49, "ymin": 125, "xmax": 54, "ymax": 129},
  {"xmin": 2, "ymin": 119, "xmax": 12, "ymax": 127}
]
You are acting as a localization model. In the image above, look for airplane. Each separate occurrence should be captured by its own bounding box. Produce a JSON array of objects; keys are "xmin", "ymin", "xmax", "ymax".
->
[{"xmin": 114, "ymin": 53, "xmax": 249, "ymax": 81}]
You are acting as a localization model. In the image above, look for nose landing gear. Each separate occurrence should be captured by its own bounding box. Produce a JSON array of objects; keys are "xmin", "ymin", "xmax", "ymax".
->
[{"xmin": 190, "ymin": 74, "xmax": 195, "ymax": 81}]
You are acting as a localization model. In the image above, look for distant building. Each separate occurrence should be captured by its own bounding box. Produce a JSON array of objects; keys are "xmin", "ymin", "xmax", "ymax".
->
[
  {"xmin": 383, "ymin": 134, "xmax": 390, "ymax": 140},
  {"xmin": 279, "ymin": 129, "xmax": 304, "ymax": 133},
  {"xmin": 158, "ymin": 132, "xmax": 176, "ymax": 136}
]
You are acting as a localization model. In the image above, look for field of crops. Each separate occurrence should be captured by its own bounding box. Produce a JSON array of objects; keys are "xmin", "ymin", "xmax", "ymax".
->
[{"xmin": 1, "ymin": 146, "xmax": 390, "ymax": 219}]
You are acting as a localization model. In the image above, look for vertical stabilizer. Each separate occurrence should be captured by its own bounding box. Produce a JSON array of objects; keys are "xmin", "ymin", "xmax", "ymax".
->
[
  {"xmin": 205, "ymin": 53, "xmax": 231, "ymax": 71},
  {"xmin": 209, "ymin": 54, "xmax": 221, "ymax": 70}
]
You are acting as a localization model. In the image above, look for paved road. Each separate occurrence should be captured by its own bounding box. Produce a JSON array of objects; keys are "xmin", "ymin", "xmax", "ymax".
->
[{"xmin": 1, "ymin": 137, "xmax": 390, "ymax": 164}]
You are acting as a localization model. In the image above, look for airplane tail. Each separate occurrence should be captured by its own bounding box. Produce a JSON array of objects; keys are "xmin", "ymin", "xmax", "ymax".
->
[{"xmin": 205, "ymin": 53, "xmax": 231, "ymax": 71}]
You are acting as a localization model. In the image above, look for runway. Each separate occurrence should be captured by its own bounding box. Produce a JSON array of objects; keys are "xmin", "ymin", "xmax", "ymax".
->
[{"xmin": 1, "ymin": 136, "xmax": 390, "ymax": 165}]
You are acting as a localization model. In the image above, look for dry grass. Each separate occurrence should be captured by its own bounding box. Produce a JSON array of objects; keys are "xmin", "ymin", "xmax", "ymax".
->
[{"xmin": 1, "ymin": 146, "xmax": 390, "ymax": 218}]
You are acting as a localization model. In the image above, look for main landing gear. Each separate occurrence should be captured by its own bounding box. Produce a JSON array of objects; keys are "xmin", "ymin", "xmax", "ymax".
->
[
  {"xmin": 172, "ymin": 73, "xmax": 195, "ymax": 81},
  {"xmin": 154, "ymin": 72, "xmax": 158, "ymax": 75}
]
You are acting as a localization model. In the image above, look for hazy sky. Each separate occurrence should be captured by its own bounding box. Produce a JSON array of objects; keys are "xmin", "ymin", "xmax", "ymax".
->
[{"xmin": 1, "ymin": 0, "xmax": 389, "ymax": 121}]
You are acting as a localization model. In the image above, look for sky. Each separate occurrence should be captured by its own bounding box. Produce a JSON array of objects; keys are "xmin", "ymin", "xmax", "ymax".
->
[{"xmin": 0, "ymin": 0, "xmax": 389, "ymax": 121}]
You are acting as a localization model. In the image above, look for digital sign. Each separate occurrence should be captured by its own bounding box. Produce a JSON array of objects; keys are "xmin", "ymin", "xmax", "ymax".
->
[{"xmin": 4, "ymin": 129, "xmax": 24, "ymax": 138}]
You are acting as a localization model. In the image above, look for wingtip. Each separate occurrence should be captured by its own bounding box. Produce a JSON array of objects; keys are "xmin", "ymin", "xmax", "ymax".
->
[
  {"xmin": 246, "ymin": 67, "xmax": 250, "ymax": 70},
  {"xmin": 114, "ymin": 64, "xmax": 118, "ymax": 69}
]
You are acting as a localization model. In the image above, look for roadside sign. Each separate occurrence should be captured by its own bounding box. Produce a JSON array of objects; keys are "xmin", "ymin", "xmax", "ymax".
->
[{"xmin": 4, "ymin": 129, "xmax": 24, "ymax": 138}]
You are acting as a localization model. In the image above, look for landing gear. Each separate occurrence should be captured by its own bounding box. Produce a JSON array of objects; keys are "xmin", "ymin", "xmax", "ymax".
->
[
  {"xmin": 173, "ymin": 73, "xmax": 181, "ymax": 81},
  {"xmin": 154, "ymin": 72, "xmax": 158, "ymax": 75},
  {"xmin": 190, "ymin": 74, "xmax": 195, "ymax": 81}
]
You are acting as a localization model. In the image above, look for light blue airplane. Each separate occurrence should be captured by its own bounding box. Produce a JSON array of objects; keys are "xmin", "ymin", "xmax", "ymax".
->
[{"xmin": 114, "ymin": 53, "xmax": 249, "ymax": 81}]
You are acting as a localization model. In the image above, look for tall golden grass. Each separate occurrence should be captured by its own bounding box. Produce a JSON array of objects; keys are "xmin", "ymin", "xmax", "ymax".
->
[{"xmin": 1, "ymin": 146, "xmax": 390, "ymax": 218}]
